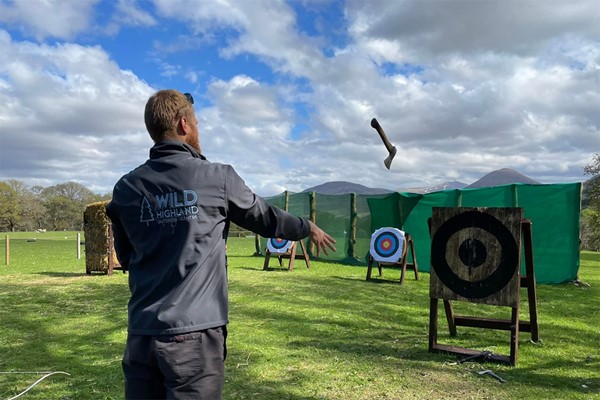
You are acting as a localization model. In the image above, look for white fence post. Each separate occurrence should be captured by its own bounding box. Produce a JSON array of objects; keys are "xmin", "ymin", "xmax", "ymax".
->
[
  {"xmin": 77, "ymin": 233, "xmax": 81, "ymax": 260},
  {"xmin": 4, "ymin": 235, "xmax": 8, "ymax": 266}
]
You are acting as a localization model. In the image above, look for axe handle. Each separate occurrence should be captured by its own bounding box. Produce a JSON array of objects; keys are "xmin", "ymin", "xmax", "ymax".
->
[{"xmin": 371, "ymin": 118, "xmax": 394, "ymax": 153}]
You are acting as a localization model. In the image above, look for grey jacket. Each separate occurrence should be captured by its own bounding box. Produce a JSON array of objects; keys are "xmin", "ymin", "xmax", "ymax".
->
[{"xmin": 106, "ymin": 141, "xmax": 310, "ymax": 335}]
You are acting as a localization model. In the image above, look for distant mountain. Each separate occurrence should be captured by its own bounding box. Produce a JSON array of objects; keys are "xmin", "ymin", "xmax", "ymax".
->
[
  {"xmin": 466, "ymin": 168, "xmax": 540, "ymax": 188},
  {"xmin": 302, "ymin": 181, "xmax": 394, "ymax": 195},
  {"xmin": 401, "ymin": 180, "xmax": 468, "ymax": 194},
  {"xmin": 300, "ymin": 169, "xmax": 543, "ymax": 196}
]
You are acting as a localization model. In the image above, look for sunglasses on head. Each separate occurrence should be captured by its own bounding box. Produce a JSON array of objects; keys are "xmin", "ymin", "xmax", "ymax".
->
[{"xmin": 184, "ymin": 92, "xmax": 194, "ymax": 104}]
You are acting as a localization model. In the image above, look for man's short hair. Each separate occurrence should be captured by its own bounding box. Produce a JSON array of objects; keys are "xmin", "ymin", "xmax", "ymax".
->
[{"xmin": 144, "ymin": 90, "xmax": 193, "ymax": 142}]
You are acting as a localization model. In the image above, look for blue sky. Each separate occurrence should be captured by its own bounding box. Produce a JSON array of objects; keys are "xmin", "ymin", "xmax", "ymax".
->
[{"xmin": 0, "ymin": 0, "xmax": 598, "ymax": 196}]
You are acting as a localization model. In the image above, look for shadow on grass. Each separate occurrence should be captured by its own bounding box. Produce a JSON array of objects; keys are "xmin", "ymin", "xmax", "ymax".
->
[
  {"xmin": 224, "ymin": 351, "xmax": 324, "ymax": 400},
  {"xmin": 2, "ymin": 248, "xmax": 598, "ymax": 399},
  {"xmin": 0, "ymin": 278, "xmax": 129, "ymax": 399},
  {"xmin": 0, "ymin": 277, "xmax": 334, "ymax": 399},
  {"xmin": 227, "ymin": 267, "xmax": 600, "ymax": 397},
  {"xmin": 513, "ymin": 357, "xmax": 599, "ymax": 394},
  {"xmin": 35, "ymin": 271, "xmax": 91, "ymax": 277},
  {"xmin": 337, "ymin": 275, "xmax": 408, "ymax": 285},
  {"xmin": 580, "ymin": 251, "xmax": 600, "ymax": 264},
  {"xmin": 229, "ymin": 275, "xmax": 432, "ymax": 360},
  {"xmin": 239, "ymin": 266, "xmax": 293, "ymax": 273},
  {"xmin": 230, "ymin": 253, "xmax": 368, "ymax": 266}
]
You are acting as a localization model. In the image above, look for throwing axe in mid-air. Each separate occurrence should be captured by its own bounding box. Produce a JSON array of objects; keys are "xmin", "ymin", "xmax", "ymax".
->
[{"xmin": 371, "ymin": 118, "xmax": 397, "ymax": 169}]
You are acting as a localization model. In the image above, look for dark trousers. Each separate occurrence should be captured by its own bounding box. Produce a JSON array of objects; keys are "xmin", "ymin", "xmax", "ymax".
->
[{"xmin": 122, "ymin": 326, "xmax": 227, "ymax": 400}]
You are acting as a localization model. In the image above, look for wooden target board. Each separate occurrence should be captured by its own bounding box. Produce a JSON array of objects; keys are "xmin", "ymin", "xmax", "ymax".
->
[{"xmin": 430, "ymin": 207, "xmax": 523, "ymax": 307}]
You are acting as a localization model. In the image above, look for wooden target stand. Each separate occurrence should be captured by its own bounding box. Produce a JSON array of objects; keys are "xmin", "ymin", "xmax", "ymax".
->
[
  {"xmin": 366, "ymin": 233, "xmax": 419, "ymax": 284},
  {"xmin": 428, "ymin": 207, "xmax": 539, "ymax": 366},
  {"xmin": 263, "ymin": 240, "xmax": 311, "ymax": 271}
]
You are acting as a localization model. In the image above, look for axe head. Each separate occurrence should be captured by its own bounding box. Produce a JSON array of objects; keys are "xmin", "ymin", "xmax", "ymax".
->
[{"xmin": 384, "ymin": 146, "xmax": 397, "ymax": 169}]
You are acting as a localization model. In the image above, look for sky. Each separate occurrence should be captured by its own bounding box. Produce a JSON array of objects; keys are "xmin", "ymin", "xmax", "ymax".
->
[{"xmin": 0, "ymin": 0, "xmax": 598, "ymax": 197}]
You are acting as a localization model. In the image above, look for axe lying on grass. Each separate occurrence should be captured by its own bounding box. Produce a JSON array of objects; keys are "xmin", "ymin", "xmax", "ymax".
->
[
  {"xmin": 371, "ymin": 118, "xmax": 397, "ymax": 169},
  {"xmin": 478, "ymin": 369, "xmax": 507, "ymax": 383}
]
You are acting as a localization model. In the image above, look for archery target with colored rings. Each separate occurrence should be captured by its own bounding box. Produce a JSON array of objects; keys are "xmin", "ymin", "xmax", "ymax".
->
[
  {"xmin": 370, "ymin": 227, "xmax": 406, "ymax": 262},
  {"xmin": 267, "ymin": 238, "xmax": 293, "ymax": 253}
]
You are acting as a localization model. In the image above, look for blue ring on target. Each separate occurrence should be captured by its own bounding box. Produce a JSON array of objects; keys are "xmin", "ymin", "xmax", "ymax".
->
[
  {"xmin": 370, "ymin": 227, "xmax": 405, "ymax": 262},
  {"xmin": 267, "ymin": 238, "xmax": 293, "ymax": 254}
]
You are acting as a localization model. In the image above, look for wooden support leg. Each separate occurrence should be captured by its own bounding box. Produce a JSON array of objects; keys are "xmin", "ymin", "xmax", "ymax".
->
[
  {"xmin": 288, "ymin": 242, "xmax": 297, "ymax": 271},
  {"xmin": 400, "ymin": 235, "xmax": 419, "ymax": 284},
  {"xmin": 299, "ymin": 240, "xmax": 311, "ymax": 268},
  {"xmin": 443, "ymin": 300, "xmax": 457, "ymax": 337},
  {"xmin": 429, "ymin": 298, "xmax": 439, "ymax": 351},
  {"xmin": 263, "ymin": 251, "xmax": 271, "ymax": 270},
  {"xmin": 366, "ymin": 256, "xmax": 374, "ymax": 280},
  {"xmin": 522, "ymin": 220, "xmax": 539, "ymax": 342},
  {"xmin": 510, "ymin": 305, "xmax": 520, "ymax": 366},
  {"xmin": 400, "ymin": 250, "xmax": 408, "ymax": 285},
  {"xmin": 410, "ymin": 237, "xmax": 419, "ymax": 281}
]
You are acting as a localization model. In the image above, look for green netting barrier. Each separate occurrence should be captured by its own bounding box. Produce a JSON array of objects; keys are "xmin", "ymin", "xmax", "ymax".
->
[{"xmin": 263, "ymin": 183, "xmax": 582, "ymax": 284}]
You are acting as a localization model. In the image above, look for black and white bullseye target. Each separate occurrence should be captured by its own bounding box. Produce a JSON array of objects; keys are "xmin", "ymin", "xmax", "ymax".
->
[
  {"xmin": 370, "ymin": 227, "xmax": 406, "ymax": 263},
  {"xmin": 267, "ymin": 238, "xmax": 293, "ymax": 254},
  {"xmin": 430, "ymin": 207, "xmax": 523, "ymax": 307}
]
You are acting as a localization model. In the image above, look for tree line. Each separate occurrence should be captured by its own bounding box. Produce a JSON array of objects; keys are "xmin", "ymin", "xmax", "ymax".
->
[
  {"xmin": 0, "ymin": 179, "xmax": 251, "ymax": 236},
  {"xmin": 581, "ymin": 153, "xmax": 600, "ymax": 251},
  {"xmin": 0, "ymin": 180, "xmax": 110, "ymax": 232}
]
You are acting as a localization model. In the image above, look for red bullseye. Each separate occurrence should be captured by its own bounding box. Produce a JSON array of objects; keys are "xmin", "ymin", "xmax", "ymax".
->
[{"xmin": 370, "ymin": 227, "xmax": 405, "ymax": 262}]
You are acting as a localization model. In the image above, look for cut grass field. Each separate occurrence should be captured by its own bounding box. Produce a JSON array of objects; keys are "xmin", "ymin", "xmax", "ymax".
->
[{"xmin": 0, "ymin": 231, "xmax": 598, "ymax": 399}]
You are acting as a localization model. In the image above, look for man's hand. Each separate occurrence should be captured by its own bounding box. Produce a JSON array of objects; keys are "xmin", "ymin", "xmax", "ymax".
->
[{"xmin": 308, "ymin": 221, "xmax": 337, "ymax": 257}]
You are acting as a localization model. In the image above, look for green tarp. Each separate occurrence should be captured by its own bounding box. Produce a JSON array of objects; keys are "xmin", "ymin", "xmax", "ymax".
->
[{"xmin": 264, "ymin": 183, "xmax": 582, "ymax": 284}]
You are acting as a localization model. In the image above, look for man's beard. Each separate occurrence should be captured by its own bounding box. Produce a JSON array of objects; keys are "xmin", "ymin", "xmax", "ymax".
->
[{"xmin": 186, "ymin": 135, "xmax": 201, "ymax": 154}]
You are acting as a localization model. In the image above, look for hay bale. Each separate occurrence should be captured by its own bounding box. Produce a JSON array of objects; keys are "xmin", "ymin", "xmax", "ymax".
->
[{"xmin": 84, "ymin": 201, "xmax": 119, "ymax": 274}]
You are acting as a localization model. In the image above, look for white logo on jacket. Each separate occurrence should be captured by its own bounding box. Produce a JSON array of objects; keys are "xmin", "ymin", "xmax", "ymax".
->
[{"xmin": 140, "ymin": 190, "xmax": 199, "ymax": 225}]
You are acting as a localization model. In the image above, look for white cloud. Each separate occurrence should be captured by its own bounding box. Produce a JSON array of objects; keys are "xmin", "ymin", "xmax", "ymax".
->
[
  {"xmin": 145, "ymin": 0, "xmax": 598, "ymax": 194},
  {"xmin": 0, "ymin": 30, "xmax": 154, "ymax": 194},
  {"xmin": 114, "ymin": 0, "xmax": 157, "ymax": 27},
  {"xmin": 0, "ymin": 0, "xmax": 99, "ymax": 40},
  {"xmin": 209, "ymin": 75, "xmax": 290, "ymax": 125},
  {"xmin": 152, "ymin": 0, "xmax": 326, "ymax": 77},
  {"xmin": 281, "ymin": 0, "xmax": 600, "ymax": 189},
  {"xmin": 103, "ymin": 0, "xmax": 158, "ymax": 36},
  {"xmin": 199, "ymin": 75, "xmax": 296, "ymax": 188},
  {"xmin": 0, "ymin": 0, "xmax": 597, "ymax": 196},
  {"xmin": 346, "ymin": 0, "xmax": 599, "ymax": 60}
]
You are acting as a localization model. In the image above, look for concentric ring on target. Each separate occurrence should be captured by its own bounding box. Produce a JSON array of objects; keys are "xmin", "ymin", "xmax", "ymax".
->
[
  {"xmin": 267, "ymin": 238, "xmax": 292, "ymax": 254},
  {"xmin": 370, "ymin": 227, "xmax": 405, "ymax": 262},
  {"xmin": 431, "ymin": 210, "xmax": 519, "ymax": 299}
]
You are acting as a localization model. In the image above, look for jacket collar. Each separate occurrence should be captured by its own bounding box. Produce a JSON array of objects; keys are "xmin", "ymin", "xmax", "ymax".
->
[{"xmin": 149, "ymin": 141, "xmax": 207, "ymax": 160}]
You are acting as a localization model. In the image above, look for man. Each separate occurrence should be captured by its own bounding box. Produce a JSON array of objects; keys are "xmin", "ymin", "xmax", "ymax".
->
[{"xmin": 106, "ymin": 89, "xmax": 336, "ymax": 399}]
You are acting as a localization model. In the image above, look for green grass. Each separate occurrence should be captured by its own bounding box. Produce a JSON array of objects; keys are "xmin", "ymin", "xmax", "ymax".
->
[{"xmin": 0, "ymin": 233, "xmax": 598, "ymax": 399}]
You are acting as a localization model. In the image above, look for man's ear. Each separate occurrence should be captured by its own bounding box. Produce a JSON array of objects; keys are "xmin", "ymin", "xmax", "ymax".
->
[{"xmin": 176, "ymin": 116, "xmax": 189, "ymax": 137}]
